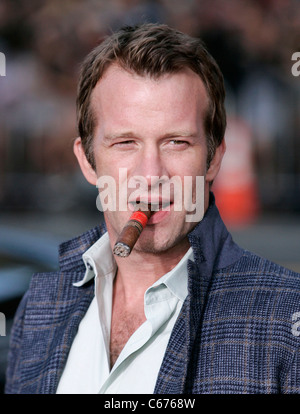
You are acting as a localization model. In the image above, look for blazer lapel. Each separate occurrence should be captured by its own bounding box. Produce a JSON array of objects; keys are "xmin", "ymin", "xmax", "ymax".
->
[
  {"xmin": 154, "ymin": 194, "xmax": 243, "ymax": 394},
  {"xmin": 19, "ymin": 270, "xmax": 94, "ymax": 393},
  {"xmin": 18, "ymin": 225, "xmax": 106, "ymax": 393},
  {"xmin": 153, "ymin": 258, "xmax": 202, "ymax": 394}
]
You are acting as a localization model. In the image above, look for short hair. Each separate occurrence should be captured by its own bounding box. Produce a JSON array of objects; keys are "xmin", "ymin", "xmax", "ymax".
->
[{"xmin": 76, "ymin": 23, "xmax": 226, "ymax": 170}]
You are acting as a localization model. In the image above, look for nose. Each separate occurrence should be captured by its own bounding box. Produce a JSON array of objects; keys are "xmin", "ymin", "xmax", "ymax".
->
[{"xmin": 134, "ymin": 144, "xmax": 168, "ymax": 188}]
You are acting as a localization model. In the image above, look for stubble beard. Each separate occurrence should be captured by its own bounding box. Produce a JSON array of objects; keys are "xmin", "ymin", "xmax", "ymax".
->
[{"xmin": 132, "ymin": 224, "xmax": 192, "ymax": 257}]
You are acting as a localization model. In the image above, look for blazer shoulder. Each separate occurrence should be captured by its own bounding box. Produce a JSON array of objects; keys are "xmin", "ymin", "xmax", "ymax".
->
[
  {"xmin": 228, "ymin": 250, "xmax": 300, "ymax": 287},
  {"xmin": 213, "ymin": 250, "xmax": 300, "ymax": 317}
]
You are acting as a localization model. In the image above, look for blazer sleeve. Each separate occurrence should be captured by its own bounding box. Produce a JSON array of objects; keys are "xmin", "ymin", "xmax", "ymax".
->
[{"xmin": 5, "ymin": 291, "xmax": 29, "ymax": 394}]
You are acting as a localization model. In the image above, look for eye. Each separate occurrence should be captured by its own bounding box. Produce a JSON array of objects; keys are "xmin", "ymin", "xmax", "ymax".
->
[
  {"xmin": 168, "ymin": 139, "xmax": 190, "ymax": 148},
  {"xmin": 113, "ymin": 140, "xmax": 136, "ymax": 148},
  {"xmin": 170, "ymin": 139, "xmax": 187, "ymax": 145}
]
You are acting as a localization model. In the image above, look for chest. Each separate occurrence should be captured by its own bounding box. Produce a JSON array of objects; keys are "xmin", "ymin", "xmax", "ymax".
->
[{"xmin": 109, "ymin": 305, "xmax": 146, "ymax": 368}]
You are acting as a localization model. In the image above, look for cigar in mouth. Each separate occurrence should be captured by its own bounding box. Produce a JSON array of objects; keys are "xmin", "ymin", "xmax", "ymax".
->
[{"xmin": 113, "ymin": 203, "xmax": 152, "ymax": 257}]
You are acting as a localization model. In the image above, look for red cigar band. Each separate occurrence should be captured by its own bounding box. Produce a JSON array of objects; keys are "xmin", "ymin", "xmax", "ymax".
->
[{"xmin": 129, "ymin": 211, "xmax": 149, "ymax": 229}]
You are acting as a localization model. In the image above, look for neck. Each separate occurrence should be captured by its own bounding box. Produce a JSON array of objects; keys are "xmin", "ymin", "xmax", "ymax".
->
[{"xmin": 111, "ymin": 237, "xmax": 190, "ymax": 300}]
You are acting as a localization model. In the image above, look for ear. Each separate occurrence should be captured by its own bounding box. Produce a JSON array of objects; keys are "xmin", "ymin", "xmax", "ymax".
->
[
  {"xmin": 73, "ymin": 137, "xmax": 98, "ymax": 185},
  {"xmin": 205, "ymin": 139, "xmax": 226, "ymax": 183}
]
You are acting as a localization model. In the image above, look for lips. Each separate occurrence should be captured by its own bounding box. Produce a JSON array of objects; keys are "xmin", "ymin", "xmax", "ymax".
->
[
  {"xmin": 127, "ymin": 198, "xmax": 173, "ymax": 224},
  {"xmin": 128, "ymin": 197, "xmax": 172, "ymax": 210},
  {"xmin": 147, "ymin": 207, "xmax": 171, "ymax": 224}
]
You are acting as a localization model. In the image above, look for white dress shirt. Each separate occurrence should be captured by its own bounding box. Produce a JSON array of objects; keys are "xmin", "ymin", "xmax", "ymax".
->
[{"xmin": 56, "ymin": 232, "xmax": 193, "ymax": 394}]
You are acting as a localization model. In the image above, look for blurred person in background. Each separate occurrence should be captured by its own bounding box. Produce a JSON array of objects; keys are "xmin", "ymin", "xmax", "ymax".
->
[{"xmin": 5, "ymin": 23, "xmax": 300, "ymax": 394}]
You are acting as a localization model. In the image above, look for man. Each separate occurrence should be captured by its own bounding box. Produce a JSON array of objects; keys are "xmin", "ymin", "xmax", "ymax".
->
[{"xmin": 5, "ymin": 24, "xmax": 300, "ymax": 394}]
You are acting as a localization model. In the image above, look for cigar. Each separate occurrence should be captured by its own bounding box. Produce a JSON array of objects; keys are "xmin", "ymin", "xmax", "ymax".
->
[{"xmin": 113, "ymin": 203, "xmax": 152, "ymax": 257}]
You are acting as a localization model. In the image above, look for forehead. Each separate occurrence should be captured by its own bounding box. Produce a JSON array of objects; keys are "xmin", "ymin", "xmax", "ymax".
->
[{"xmin": 90, "ymin": 64, "xmax": 209, "ymax": 127}]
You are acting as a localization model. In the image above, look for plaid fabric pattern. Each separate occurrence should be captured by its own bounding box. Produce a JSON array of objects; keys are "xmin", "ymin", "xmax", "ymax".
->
[
  {"xmin": 5, "ymin": 197, "xmax": 300, "ymax": 394},
  {"xmin": 5, "ymin": 224, "xmax": 105, "ymax": 394},
  {"xmin": 154, "ymin": 253, "xmax": 300, "ymax": 394}
]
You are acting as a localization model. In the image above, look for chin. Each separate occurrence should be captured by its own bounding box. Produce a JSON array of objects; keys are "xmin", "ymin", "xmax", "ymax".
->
[{"xmin": 135, "ymin": 230, "xmax": 189, "ymax": 256}]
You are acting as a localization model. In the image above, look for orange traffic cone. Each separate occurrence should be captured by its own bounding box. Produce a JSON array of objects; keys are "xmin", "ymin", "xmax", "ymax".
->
[{"xmin": 213, "ymin": 117, "xmax": 260, "ymax": 228}]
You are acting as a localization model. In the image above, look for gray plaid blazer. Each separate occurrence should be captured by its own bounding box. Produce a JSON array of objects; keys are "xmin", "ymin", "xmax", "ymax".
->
[{"xmin": 5, "ymin": 196, "xmax": 300, "ymax": 394}]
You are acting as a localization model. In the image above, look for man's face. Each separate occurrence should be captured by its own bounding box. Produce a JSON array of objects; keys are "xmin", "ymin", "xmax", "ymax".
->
[{"xmin": 80, "ymin": 65, "xmax": 223, "ymax": 255}]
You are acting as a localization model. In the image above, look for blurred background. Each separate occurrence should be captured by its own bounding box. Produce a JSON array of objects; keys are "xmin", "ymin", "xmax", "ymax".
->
[{"xmin": 0, "ymin": 0, "xmax": 299, "ymax": 393}]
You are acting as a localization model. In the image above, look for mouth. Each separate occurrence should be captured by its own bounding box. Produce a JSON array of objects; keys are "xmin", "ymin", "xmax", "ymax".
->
[
  {"xmin": 128, "ymin": 199, "xmax": 174, "ymax": 225},
  {"xmin": 128, "ymin": 198, "xmax": 172, "ymax": 210}
]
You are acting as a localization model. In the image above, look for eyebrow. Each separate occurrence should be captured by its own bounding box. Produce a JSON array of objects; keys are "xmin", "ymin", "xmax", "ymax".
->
[
  {"xmin": 103, "ymin": 132, "xmax": 137, "ymax": 142},
  {"xmin": 162, "ymin": 131, "xmax": 198, "ymax": 139},
  {"xmin": 103, "ymin": 131, "xmax": 198, "ymax": 142}
]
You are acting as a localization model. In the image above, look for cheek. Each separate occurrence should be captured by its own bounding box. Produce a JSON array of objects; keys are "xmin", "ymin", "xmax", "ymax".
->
[
  {"xmin": 171, "ymin": 158, "xmax": 207, "ymax": 184},
  {"xmin": 94, "ymin": 146, "xmax": 136, "ymax": 177}
]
